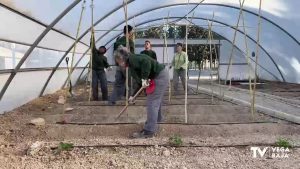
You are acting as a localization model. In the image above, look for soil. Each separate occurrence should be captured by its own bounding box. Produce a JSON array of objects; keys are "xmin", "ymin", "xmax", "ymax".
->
[{"xmin": 0, "ymin": 82, "xmax": 299, "ymax": 169}]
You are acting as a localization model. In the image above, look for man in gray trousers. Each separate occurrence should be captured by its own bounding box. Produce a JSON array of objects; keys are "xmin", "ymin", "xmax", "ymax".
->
[
  {"xmin": 114, "ymin": 46, "xmax": 168, "ymax": 138},
  {"xmin": 170, "ymin": 43, "xmax": 189, "ymax": 95},
  {"xmin": 108, "ymin": 25, "xmax": 135, "ymax": 105}
]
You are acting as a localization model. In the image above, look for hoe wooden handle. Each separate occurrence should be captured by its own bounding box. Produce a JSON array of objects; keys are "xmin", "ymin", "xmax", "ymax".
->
[{"xmin": 116, "ymin": 87, "xmax": 145, "ymax": 119}]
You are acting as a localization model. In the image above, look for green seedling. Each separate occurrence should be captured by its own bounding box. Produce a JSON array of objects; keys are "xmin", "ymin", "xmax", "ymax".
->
[
  {"xmin": 169, "ymin": 135, "xmax": 183, "ymax": 146},
  {"xmin": 53, "ymin": 142, "xmax": 74, "ymax": 155},
  {"xmin": 275, "ymin": 138, "xmax": 292, "ymax": 148},
  {"xmin": 58, "ymin": 142, "xmax": 74, "ymax": 151}
]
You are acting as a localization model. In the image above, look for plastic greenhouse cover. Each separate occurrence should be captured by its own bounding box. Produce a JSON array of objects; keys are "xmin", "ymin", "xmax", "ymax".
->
[
  {"xmin": 20, "ymin": 48, "xmax": 67, "ymax": 69},
  {"xmin": 42, "ymin": 69, "xmax": 68, "ymax": 95},
  {"xmin": 0, "ymin": 0, "xmax": 299, "ymax": 83},
  {"xmin": 38, "ymin": 30, "xmax": 89, "ymax": 53},
  {"xmin": 54, "ymin": 0, "xmax": 125, "ymax": 38},
  {"xmin": 1, "ymin": 0, "xmax": 300, "ymax": 114},
  {"xmin": 75, "ymin": 0, "xmax": 300, "ymax": 44},
  {"xmin": 0, "ymin": 41, "xmax": 30, "ymax": 69},
  {"xmin": 2, "ymin": 0, "xmax": 300, "ymax": 43},
  {"xmin": 0, "ymin": 74, "xmax": 9, "ymax": 90},
  {"xmin": 58, "ymin": 53, "xmax": 85, "ymax": 68},
  {"xmin": 0, "ymin": 71, "xmax": 51, "ymax": 113},
  {"xmin": 0, "ymin": 0, "xmax": 74, "ymax": 25},
  {"xmin": 43, "ymin": 68, "xmax": 83, "ymax": 95},
  {"xmin": 0, "ymin": 6, "xmax": 45, "ymax": 44},
  {"xmin": 93, "ymin": 4, "xmax": 298, "ymax": 83},
  {"xmin": 102, "ymin": 15, "xmax": 282, "ymax": 81}
]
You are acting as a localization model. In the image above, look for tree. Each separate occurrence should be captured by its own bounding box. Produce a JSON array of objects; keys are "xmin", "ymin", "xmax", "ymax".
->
[{"xmin": 135, "ymin": 25, "xmax": 223, "ymax": 69}]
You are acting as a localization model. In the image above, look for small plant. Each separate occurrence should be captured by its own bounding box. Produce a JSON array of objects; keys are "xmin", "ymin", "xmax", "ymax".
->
[
  {"xmin": 53, "ymin": 142, "xmax": 74, "ymax": 155},
  {"xmin": 169, "ymin": 135, "xmax": 183, "ymax": 146},
  {"xmin": 58, "ymin": 142, "xmax": 74, "ymax": 151},
  {"xmin": 275, "ymin": 138, "xmax": 292, "ymax": 148}
]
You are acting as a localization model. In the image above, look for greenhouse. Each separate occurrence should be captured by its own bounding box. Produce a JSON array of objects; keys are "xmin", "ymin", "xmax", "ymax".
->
[{"xmin": 0, "ymin": 0, "xmax": 299, "ymax": 168}]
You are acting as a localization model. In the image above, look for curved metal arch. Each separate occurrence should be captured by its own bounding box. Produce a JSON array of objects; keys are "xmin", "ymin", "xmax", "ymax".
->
[
  {"xmin": 0, "ymin": 0, "xmax": 82, "ymax": 101},
  {"xmin": 39, "ymin": 0, "xmax": 136, "ymax": 96},
  {"xmin": 70, "ymin": 6, "xmax": 285, "ymax": 87},
  {"xmin": 0, "ymin": 3, "xmax": 89, "ymax": 47},
  {"xmin": 191, "ymin": 17, "xmax": 285, "ymax": 82},
  {"xmin": 0, "ymin": 38, "xmax": 86, "ymax": 54},
  {"xmin": 47, "ymin": 2, "xmax": 299, "ymax": 80},
  {"xmin": 75, "ymin": 62, "xmax": 89, "ymax": 86},
  {"xmin": 73, "ymin": 17, "xmax": 281, "ymax": 83},
  {"xmin": 95, "ymin": 10, "xmax": 285, "ymax": 82},
  {"xmin": 39, "ymin": 2, "xmax": 293, "ymax": 96},
  {"xmin": 96, "ymin": 3, "xmax": 300, "ymax": 47},
  {"xmin": 202, "ymin": 3, "xmax": 300, "ymax": 46},
  {"xmin": 101, "ymin": 17, "xmax": 282, "ymax": 81}
]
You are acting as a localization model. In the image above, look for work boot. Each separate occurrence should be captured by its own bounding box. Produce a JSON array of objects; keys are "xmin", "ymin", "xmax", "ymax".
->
[
  {"xmin": 107, "ymin": 101, "xmax": 116, "ymax": 105},
  {"xmin": 131, "ymin": 130, "xmax": 154, "ymax": 139},
  {"xmin": 173, "ymin": 91, "xmax": 179, "ymax": 96},
  {"xmin": 92, "ymin": 97, "xmax": 99, "ymax": 101}
]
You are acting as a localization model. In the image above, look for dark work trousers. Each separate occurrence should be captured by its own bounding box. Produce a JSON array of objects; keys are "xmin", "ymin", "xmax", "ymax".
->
[
  {"xmin": 144, "ymin": 68, "xmax": 168, "ymax": 133},
  {"xmin": 109, "ymin": 67, "xmax": 126, "ymax": 104},
  {"xmin": 92, "ymin": 69, "xmax": 108, "ymax": 101},
  {"xmin": 109, "ymin": 67, "xmax": 140, "ymax": 104}
]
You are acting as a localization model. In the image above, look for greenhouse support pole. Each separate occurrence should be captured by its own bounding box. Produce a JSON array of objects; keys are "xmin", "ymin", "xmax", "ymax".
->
[
  {"xmin": 252, "ymin": 0, "xmax": 263, "ymax": 119},
  {"xmin": 122, "ymin": 0, "xmax": 129, "ymax": 112},
  {"xmin": 88, "ymin": 0, "xmax": 95, "ymax": 102},
  {"xmin": 224, "ymin": 0, "xmax": 246, "ymax": 87},
  {"xmin": 39, "ymin": 0, "xmax": 135, "ymax": 97},
  {"xmin": 239, "ymin": 0, "xmax": 255, "ymax": 118}
]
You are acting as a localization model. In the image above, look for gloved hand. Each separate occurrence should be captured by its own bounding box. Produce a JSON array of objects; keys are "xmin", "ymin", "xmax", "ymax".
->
[
  {"xmin": 128, "ymin": 96, "xmax": 135, "ymax": 104},
  {"xmin": 142, "ymin": 79, "xmax": 150, "ymax": 88},
  {"xmin": 107, "ymin": 67, "xmax": 113, "ymax": 71},
  {"xmin": 169, "ymin": 65, "xmax": 172, "ymax": 69}
]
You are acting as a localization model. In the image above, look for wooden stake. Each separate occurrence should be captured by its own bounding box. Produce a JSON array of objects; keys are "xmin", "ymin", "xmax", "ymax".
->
[
  {"xmin": 224, "ymin": 0, "xmax": 246, "ymax": 88},
  {"xmin": 123, "ymin": 0, "xmax": 129, "ymax": 107},
  {"xmin": 252, "ymin": 0, "xmax": 263, "ymax": 119}
]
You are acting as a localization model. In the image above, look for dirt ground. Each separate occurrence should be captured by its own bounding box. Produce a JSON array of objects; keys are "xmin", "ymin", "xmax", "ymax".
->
[
  {"xmin": 0, "ymin": 82, "xmax": 299, "ymax": 169},
  {"xmin": 233, "ymin": 81, "xmax": 300, "ymax": 101}
]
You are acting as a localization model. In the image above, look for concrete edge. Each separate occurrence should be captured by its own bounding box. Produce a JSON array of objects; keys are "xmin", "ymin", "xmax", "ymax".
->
[
  {"xmin": 213, "ymin": 83, "xmax": 300, "ymax": 107},
  {"xmin": 189, "ymin": 84, "xmax": 300, "ymax": 125}
]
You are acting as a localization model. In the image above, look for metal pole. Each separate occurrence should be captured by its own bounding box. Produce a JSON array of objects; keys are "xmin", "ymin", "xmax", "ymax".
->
[
  {"xmin": 0, "ymin": 0, "xmax": 82, "ymax": 100},
  {"xmin": 39, "ymin": 0, "xmax": 136, "ymax": 97}
]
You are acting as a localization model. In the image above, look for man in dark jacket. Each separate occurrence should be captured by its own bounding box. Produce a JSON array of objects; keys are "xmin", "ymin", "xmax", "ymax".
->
[
  {"xmin": 109, "ymin": 25, "xmax": 135, "ymax": 105},
  {"xmin": 114, "ymin": 46, "xmax": 168, "ymax": 138},
  {"xmin": 113, "ymin": 25, "xmax": 135, "ymax": 53},
  {"xmin": 91, "ymin": 36, "xmax": 110, "ymax": 101},
  {"xmin": 140, "ymin": 40, "xmax": 157, "ymax": 61}
]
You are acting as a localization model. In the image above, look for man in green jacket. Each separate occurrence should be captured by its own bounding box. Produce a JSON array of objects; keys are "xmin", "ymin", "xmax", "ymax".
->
[
  {"xmin": 140, "ymin": 40, "xmax": 157, "ymax": 61},
  {"xmin": 114, "ymin": 46, "xmax": 168, "ymax": 138},
  {"xmin": 113, "ymin": 25, "xmax": 135, "ymax": 53},
  {"xmin": 90, "ymin": 35, "xmax": 110, "ymax": 101},
  {"xmin": 109, "ymin": 25, "xmax": 135, "ymax": 105}
]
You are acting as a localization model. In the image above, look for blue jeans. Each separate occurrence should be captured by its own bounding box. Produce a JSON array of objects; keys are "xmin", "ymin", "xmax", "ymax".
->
[{"xmin": 92, "ymin": 69, "xmax": 108, "ymax": 100}]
